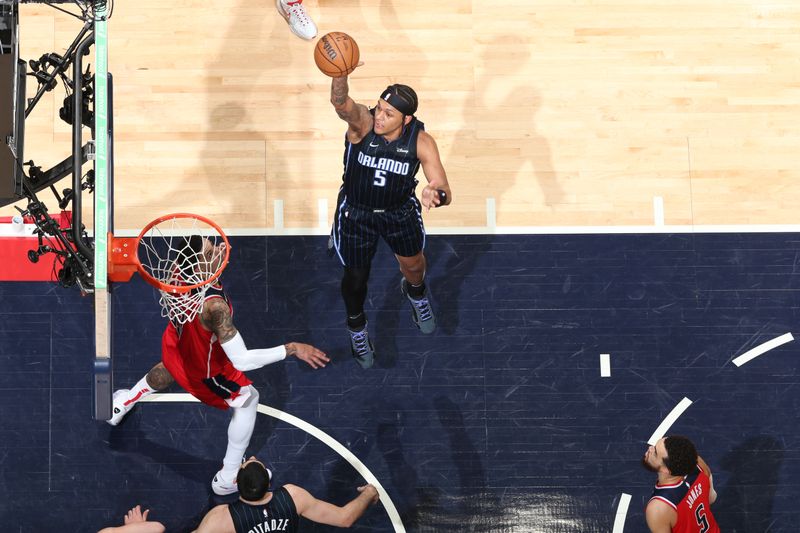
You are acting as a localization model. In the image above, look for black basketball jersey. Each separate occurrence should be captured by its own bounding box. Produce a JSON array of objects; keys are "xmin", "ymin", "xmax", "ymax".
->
[
  {"xmin": 341, "ymin": 110, "xmax": 424, "ymax": 209},
  {"xmin": 228, "ymin": 487, "xmax": 299, "ymax": 533}
]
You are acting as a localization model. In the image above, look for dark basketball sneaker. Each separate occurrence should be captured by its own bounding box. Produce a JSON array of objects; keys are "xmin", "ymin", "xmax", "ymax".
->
[
  {"xmin": 349, "ymin": 326, "xmax": 375, "ymax": 369},
  {"xmin": 401, "ymin": 280, "xmax": 436, "ymax": 334}
]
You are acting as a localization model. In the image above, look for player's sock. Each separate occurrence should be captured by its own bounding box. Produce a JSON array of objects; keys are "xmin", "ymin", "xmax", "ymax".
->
[
  {"xmin": 347, "ymin": 312, "xmax": 367, "ymax": 331},
  {"xmin": 123, "ymin": 376, "xmax": 154, "ymax": 405},
  {"xmin": 405, "ymin": 279, "xmax": 427, "ymax": 300},
  {"xmin": 221, "ymin": 386, "xmax": 259, "ymax": 479}
]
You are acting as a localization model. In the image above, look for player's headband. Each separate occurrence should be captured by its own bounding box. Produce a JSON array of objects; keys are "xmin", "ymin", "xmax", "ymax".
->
[{"xmin": 380, "ymin": 84, "xmax": 418, "ymax": 116}]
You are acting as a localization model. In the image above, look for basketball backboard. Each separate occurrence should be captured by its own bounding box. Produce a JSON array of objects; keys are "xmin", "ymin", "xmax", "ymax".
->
[{"xmin": 92, "ymin": 3, "xmax": 112, "ymax": 421}]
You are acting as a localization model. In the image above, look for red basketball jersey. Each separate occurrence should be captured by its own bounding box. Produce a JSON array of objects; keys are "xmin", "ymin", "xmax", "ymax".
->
[
  {"xmin": 161, "ymin": 283, "xmax": 251, "ymax": 409},
  {"xmin": 648, "ymin": 465, "xmax": 720, "ymax": 533}
]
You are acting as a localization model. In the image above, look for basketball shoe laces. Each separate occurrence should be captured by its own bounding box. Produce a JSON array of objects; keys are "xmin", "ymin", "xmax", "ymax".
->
[
  {"xmin": 411, "ymin": 296, "xmax": 433, "ymax": 322},
  {"xmin": 286, "ymin": 0, "xmax": 312, "ymax": 26},
  {"xmin": 350, "ymin": 329, "xmax": 371, "ymax": 356}
]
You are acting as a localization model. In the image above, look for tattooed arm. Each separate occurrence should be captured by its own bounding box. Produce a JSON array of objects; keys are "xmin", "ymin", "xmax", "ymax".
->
[
  {"xmin": 203, "ymin": 298, "xmax": 330, "ymax": 371},
  {"xmin": 331, "ymin": 75, "xmax": 373, "ymax": 143},
  {"xmin": 201, "ymin": 297, "xmax": 238, "ymax": 343}
]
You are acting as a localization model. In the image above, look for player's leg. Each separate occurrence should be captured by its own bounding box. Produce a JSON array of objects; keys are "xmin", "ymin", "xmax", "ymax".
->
[
  {"xmin": 386, "ymin": 199, "xmax": 436, "ymax": 333},
  {"xmin": 396, "ymin": 251, "xmax": 436, "ymax": 333},
  {"xmin": 107, "ymin": 362, "xmax": 174, "ymax": 426},
  {"xmin": 212, "ymin": 385, "xmax": 260, "ymax": 495},
  {"xmin": 342, "ymin": 265, "xmax": 375, "ymax": 367},
  {"xmin": 333, "ymin": 201, "xmax": 380, "ymax": 367},
  {"xmin": 275, "ymin": 0, "xmax": 318, "ymax": 41}
]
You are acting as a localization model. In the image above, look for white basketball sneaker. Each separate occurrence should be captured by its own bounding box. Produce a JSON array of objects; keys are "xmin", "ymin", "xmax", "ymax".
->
[
  {"xmin": 107, "ymin": 389, "xmax": 133, "ymax": 426},
  {"xmin": 212, "ymin": 469, "xmax": 239, "ymax": 496},
  {"xmin": 276, "ymin": 0, "xmax": 318, "ymax": 41}
]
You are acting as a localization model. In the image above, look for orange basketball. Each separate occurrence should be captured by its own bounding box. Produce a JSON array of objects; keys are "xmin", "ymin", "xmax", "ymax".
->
[{"xmin": 314, "ymin": 32, "xmax": 360, "ymax": 77}]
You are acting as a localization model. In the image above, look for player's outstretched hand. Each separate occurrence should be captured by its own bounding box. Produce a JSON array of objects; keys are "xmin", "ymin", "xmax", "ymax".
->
[
  {"xmin": 358, "ymin": 484, "xmax": 381, "ymax": 505},
  {"xmin": 420, "ymin": 185, "xmax": 445, "ymax": 211},
  {"xmin": 287, "ymin": 342, "xmax": 330, "ymax": 369},
  {"xmin": 124, "ymin": 505, "xmax": 150, "ymax": 524}
]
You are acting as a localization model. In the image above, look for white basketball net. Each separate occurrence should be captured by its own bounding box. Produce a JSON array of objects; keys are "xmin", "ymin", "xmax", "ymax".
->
[{"xmin": 138, "ymin": 216, "xmax": 228, "ymax": 325}]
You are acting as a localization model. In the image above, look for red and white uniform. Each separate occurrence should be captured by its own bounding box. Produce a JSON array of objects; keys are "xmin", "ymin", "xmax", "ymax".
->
[
  {"xmin": 648, "ymin": 464, "xmax": 720, "ymax": 533},
  {"xmin": 161, "ymin": 283, "xmax": 251, "ymax": 410}
]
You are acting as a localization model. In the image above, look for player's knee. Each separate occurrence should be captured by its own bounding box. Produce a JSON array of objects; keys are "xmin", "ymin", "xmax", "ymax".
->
[
  {"xmin": 400, "ymin": 256, "xmax": 425, "ymax": 276},
  {"xmin": 248, "ymin": 385, "xmax": 260, "ymax": 403},
  {"xmin": 342, "ymin": 267, "xmax": 370, "ymax": 295}
]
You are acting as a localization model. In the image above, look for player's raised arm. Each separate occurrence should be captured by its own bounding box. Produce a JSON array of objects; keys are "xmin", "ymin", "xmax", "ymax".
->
[
  {"xmin": 201, "ymin": 296, "xmax": 239, "ymax": 343},
  {"xmin": 331, "ymin": 74, "xmax": 372, "ymax": 142}
]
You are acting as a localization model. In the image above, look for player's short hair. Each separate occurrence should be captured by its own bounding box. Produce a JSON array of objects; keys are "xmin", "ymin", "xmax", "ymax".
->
[
  {"xmin": 663, "ymin": 435, "xmax": 698, "ymax": 476},
  {"xmin": 237, "ymin": 461, "xmax": 272, "ymax": 502},
  {"xmin": 176, "ymin": 235, "xmax": 204, "ymax": 272},
  {"xmin": 379, "ymin": 84, "xmax": 418, "ymax": 116}
]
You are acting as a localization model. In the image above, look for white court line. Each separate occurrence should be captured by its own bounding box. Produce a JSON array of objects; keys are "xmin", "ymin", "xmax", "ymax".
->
[
  {"xmin": 647, "ymin": 397, "xmax": 693, "ymax": 446},
  {"xmin": 273, "ymin": 199, "xmax": 284, "ymax": 230},
  {"xmin": 612, "ymin": 493, "xmax": 632, "ymax": 533},
  {"xmin": 107, "ymin": 223, "xmax": 800, "ymax": 238},
  {"xmin": 653, "ymin": 197, "xmax": 664, "ymax": 227},
  {"xmin": 318, "ymin": 198, "xmax": 329, "ymax": 230},
  {"xmin": 486, "ymin": 198, "xmax": 496, "ymax": 229},
  {"xmin": 732, "ymin": 332, "xmax": 794, "ymax": 367},
  {"xmin": 600, "ymin": 353, "xmax": 611, "ymax": 377},
  {"xmin": 143, "ymin": 393, "xmax": 406, "ymax": 532}
]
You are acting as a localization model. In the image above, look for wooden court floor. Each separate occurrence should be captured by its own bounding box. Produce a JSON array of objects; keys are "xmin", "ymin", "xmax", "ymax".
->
[
  {"xmin": 3, "ymin": 3, "xmax": 800, "ymax": 531},
  {"xmin": 7, "ymin": 0, "xmax": 800, "ymax": 231}
]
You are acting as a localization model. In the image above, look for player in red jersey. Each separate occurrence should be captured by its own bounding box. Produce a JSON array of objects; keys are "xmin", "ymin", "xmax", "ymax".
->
[
  {"xmin": 642, "ymin": 435, "xmax": 720, "ymax": 533},
  {"xmin": 106, "ymin": 236, "xmax": 330, "ymax": 496}
]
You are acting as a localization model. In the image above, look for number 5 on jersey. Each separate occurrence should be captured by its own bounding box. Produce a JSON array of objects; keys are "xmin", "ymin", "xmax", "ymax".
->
[
  {"xmin": 373, "ymin": 169, "xmax": 386, "ymax": 187},
  {"xmin": 695, "ymin": 503, "xmax": 709, "ymax": 533}
]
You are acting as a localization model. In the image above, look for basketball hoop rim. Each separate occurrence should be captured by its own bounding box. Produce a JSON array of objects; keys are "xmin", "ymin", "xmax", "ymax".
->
[{"xmin": 134, "ymin": 212, "xmax": 230, "ymax": 294}]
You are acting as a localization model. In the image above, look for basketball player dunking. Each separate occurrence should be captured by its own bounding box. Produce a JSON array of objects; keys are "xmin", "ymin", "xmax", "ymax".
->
[
  {"xmin": 328, "ymin": 65, "xmax": 452, "ymax": 369},
  {"xmin": 106, "ymin": 236, "xmax": 330, "ymax": 496}
]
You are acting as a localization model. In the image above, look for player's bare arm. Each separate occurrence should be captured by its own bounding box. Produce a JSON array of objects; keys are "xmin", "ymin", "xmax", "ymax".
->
[
  {"xmin": 203, "ymin": 297, "xmax": 328, "ymax": 371},
  {"xmin": 697, "ymin": 456, "xmax": 718, "ymax": 504},
  {"xmin": 645, "ymin": 500, "xmax": 674, "ymax": 533},
  {"xmin": 417, "ymin": 130, "xmax": 452, "ymax": 210},
  {"xmin": 284, "ymin": 342, "xmax": 330, "ymax": 369},
  {"xmin": 201, "ymin": 297, "xmax": 238, "ymax": 343},
  {"xmin": 330, "ymin": 75, "xmax": 372, "ymax": 142},
  {"xmin": 192, "ymin": 505, "xmax": 233, "ymax": 533},
  {"xmin": 286, "ymin": 483, "xmax": 379, "ymax": 528}
]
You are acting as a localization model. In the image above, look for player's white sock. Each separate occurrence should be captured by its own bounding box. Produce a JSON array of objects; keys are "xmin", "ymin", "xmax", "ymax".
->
[
  {"xmin": 122, "ymin": 375, "xmax": 154, "ymax": 405},
  {"xmin": 221, "ymin": 386, "xmax": 259, "ymax": 480}
]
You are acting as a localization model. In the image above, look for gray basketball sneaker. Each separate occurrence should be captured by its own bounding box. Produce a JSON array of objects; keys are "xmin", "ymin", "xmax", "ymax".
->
[
  {"xmin": 349, "ymin": 326, "xmax": 375, "ymax": 369},
  {"xmin": 401, "ymin": 280, "xmax": 436, "ymax": 334}
]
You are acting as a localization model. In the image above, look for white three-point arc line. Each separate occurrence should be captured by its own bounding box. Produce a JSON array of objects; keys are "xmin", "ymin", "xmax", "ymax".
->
[
  {"xmin": 143, "ymin": 393, "xmax": 406, "ymax": 532},
  {"xmin": 732, "ymin": 332, "xmax": 794, "ymax": 367}
]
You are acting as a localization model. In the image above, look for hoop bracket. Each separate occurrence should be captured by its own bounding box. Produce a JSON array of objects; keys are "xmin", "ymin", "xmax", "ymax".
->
[{"xmin": 108, "ymin": 232, "xmax": 137, "ymax": 283}]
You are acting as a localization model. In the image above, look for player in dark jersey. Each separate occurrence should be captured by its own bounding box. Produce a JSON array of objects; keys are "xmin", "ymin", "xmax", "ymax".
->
[
  {"xmin": 329, "ymin": 65, "xmax": 452, "ymax": 368},
  {"xmin": 106, "ymin": 236, "xmax": 330, "ymax": 496},
  {"xmin": 641, "ymin": 435, "xmax": 720, "ymax": 533},
  {"xmin": 192, "ymin": 456, "xmax": 380, "ymax": 532}
]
